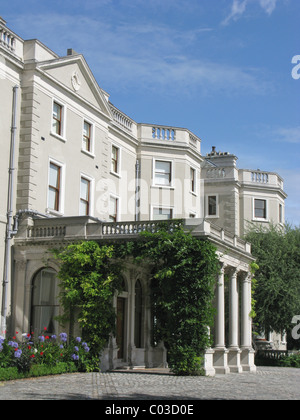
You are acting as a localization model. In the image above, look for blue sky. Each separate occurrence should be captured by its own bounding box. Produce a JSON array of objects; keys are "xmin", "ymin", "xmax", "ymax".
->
[{"xmin": 1, "ymin": 0, "xmax": 299, "ymax": 225}]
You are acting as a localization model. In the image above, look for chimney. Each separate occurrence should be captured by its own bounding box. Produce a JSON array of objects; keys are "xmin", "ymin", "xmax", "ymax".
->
[{"xmin": 67, "ymin": 48, "xmax": 78, "ymax": 56}]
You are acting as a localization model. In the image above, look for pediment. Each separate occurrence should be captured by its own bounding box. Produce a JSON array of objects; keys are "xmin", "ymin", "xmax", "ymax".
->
[{"xmin": 38, "ymin": 55, "xmax": 112, "ymax": 118}]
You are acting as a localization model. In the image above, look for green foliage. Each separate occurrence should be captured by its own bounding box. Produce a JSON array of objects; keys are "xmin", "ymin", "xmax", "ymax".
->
[
  {"xmin": 52, "ymin": 225, "xmax": 219, "ymax": 376},
  {"xmin": 0, "ymin": 363, "xmax": 77, "ymax": 381},
  {"xmin": 129, "ymin": 225, "xmax": 220, "ymax": 375},
  {"xmin": 53, "ymin": 241, "xmax": 123, "ymax": 356},
  {"xmin": 168, "ymin": 346, "xmax": 205, "ymax": 376},
  {"xmin": 245, "ymin": 223, "xmax": 300, "ymax": 338},
  {"xmin": 0, "ymin": 331, "xmax": 97, "ymax": 375},
  {"xmin": 280, "ymin": 352, "xmax": 300, "ymax": 368}
]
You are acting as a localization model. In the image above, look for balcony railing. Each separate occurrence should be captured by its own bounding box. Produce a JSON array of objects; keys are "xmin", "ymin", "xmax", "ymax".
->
[
  {"xmin": 110, "ymin": 104, "xmax": 133, "ymax": 132},
  {"xmin": 15, "ymin": 216, "xmax": 251, "ymax": 254},
  {"xmin": 0, "ymin": 26, "xmax": 16, "ymax": 52}
]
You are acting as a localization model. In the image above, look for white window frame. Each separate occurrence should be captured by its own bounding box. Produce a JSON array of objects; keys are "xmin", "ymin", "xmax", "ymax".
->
[
  {"xmin": 81, "ymin": 119, "xmax": 95, "ymax": 156},
  {"xmin": 279, "ymin": 202, "xmax": 284, "ymax": 225},
  {"xmin": 205, "ymin": 194, "xmax": 219, "ymax": 218},
  {"xmin": 110, "ymin": 143, "xmax": 122, "ymax": 177},
  {"xmin": 46, "ymin": 157, "xmax": 65, "ymax": 215},
  {"xmin": 151, "ymin": 205, "xmax": 174, "ymax": 221},
  {"xmin": 79, "ymin": 173, "xmax": 94, "ymax": 217},
  {"xmin": 190, "ymin": 166, "xmax": 197, "ymax": 195},
  {"xmin": 253, "ymin": 197, "xmax": 268, "ymax": 221},
  {"xmin": 109, "ymin": 194, "xmax": 120, "ymax": 222},
  {"xmin": 152, "ymin": 158, "xmax": 174, "ymax": 188},
  {"xmin": 51, "ymin": 98, "xmax": 67, "ymax": 142}
]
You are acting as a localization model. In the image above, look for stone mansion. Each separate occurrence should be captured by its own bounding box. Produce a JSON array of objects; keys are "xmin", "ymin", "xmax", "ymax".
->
[{"xmin": 0, "ymin": 17, "xmax": 287, "ymax": 375}]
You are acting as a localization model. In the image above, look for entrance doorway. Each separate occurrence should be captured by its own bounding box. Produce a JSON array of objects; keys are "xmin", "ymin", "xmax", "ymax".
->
[{"xmin": 116, "ymin": 297, "xmax": 126, "ymax": 359}]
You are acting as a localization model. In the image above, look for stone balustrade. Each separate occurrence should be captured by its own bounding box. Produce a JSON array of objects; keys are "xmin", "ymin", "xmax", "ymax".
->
[
  {"xmin": 16, "ymin": 216, "xmax": 251, "ymax": 254},
  {"xmin": 0, "ymin": 25, "xmax": 15, "ymax": 52},
  {"xmin": 239, "ymin": 169, "xmax": 284, "ymax": 189},
  {"xmin": 138, "ymin": 124, "xmax": 201, "ymax": 153},
  {"xmin": 110, "ymin": 104, "xmax": 133, "ymax": 132}
]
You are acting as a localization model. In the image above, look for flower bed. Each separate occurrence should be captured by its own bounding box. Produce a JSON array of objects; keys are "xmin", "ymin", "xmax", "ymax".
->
[{"xmin": 0, "ymin": 329, "xmax": 99, "ymax": 381}]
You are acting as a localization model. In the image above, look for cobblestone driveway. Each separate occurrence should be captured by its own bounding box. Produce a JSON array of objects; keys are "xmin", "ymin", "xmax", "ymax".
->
[{"xmin": 0, "ymin": 367, "xmax": 299, "ymax": 400}]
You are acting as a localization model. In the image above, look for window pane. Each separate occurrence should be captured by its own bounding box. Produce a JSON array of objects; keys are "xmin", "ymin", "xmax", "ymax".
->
[
  {"xmin": 80, "ymin": 178, "xmax": 89, "ymax": 200},
  {"xmin": 83, "ymin": 121, "xmax": 91, "ymax": 151},
  {"xmin": 48, "ymin": 188, "xmax": 57, "ymax": 210},
  {"xmin": 53, "ymin": 103, "xmax": 61, "ymax": 120},
  {"xmin": 208, "ymin": 196, "xmax": 217, "ymax": 216},
  {"xmin": 79, "ymin": 200, "xmax": 88, "ymax": 216},
  {"xmin": 190, "ymin": 168, "xmax": 195, "ymax": 191},
  {"xmin": 155, "ymin": 160, "xmax": 171, "ymax": 173},
  {"xmin": 111, "ymin": 146, "xmax": 119, "ymax": 173},
  {"xmin": 52, "ymin": 103, "xmax": 62, "ymax": 135},
  {"xmin": 255, "ymin": 199, "xmax": 266, "ymax": 218},
  {"xmin": 31, "ymin": 269, "xmax": 59, "ymax": 335},
  {"xmin": 83, "ymin": 121, "xmax": 90, "ymax": 137},
  {"xmin": 52, "ymin": 119, "xmax": 60, "ymax": 135},
  {"xmin": 153, "ymin": 208, "xmax": 172, "ymax": 220},
  {"xmin": 155, "ymin": 161, "xmax": 171, "ymax": 186},
  {"xmin": 49, "ymin": 163, "xmax": 59, "ymax": 188}
]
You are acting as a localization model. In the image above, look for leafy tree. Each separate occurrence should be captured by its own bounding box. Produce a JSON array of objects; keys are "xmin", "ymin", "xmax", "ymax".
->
[
  {"xmin": 53, "ymin": 225, "xmax": 220, "ymax": 375},
  {"xmin": 245, "ymin": 223, "xmax": 300, "ymax": 346},
  {"xmin": 53, "ymin": 241, "xmax": 123, "ymax": 357},
  {"xmin": 131, "ymin": 225, "xmax": 220, "ymax": 375}
]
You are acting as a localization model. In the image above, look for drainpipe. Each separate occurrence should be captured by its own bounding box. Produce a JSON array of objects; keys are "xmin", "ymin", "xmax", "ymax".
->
[
  {"xmin": 1, "ymin": 85, "xmax": 18, "ymax": 338},
  {"xmin": 135, "ymin": 159, "xmax": 140, "ymax": 222}
]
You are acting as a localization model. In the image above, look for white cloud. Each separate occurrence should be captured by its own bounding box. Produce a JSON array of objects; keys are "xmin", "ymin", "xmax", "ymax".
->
[
  {"xmin": 259, "ymin": 0, "xmax": 278, "ymax": 15},
  {"xmin": 222, "ymin": 0, "xmax": 248, "ymax": 26},
  {"xmin": 10, "ymin": 13, "xmax": 270, "ymax": 97},
  {"xmin": 222, "ymin": 0, "xmax": 280, "ymax": 25},
  {"xmin": 272, "ymin": 126, "xmax": 300, "ymax": 144}
]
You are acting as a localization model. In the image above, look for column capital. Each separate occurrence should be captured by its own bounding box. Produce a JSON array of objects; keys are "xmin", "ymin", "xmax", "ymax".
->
[
  {"xmin": 241, "ymin": 271, "xmax": 252, "ymax": 284},
  {"xmin": 226, "ymin": 266, "xmax": 238, "ymax": 277}
]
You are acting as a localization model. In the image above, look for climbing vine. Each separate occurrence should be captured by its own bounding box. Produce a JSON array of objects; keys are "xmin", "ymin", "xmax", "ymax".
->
[{"xmin": 53, "ymin": 224, "xmax": 220, "ymax": 375}]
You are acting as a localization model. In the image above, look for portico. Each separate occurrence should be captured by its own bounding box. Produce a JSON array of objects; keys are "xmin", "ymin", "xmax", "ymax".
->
[
  {"xmin": 11, "ymin": 214, "xmax": 256, "ymax": 376},
  {"xmin": 206, "ymin": 261, "xmax": 255, "ymax": 375}
]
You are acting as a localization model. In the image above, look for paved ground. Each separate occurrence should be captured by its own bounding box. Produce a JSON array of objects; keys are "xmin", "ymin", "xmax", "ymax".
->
[{"xmin": 0, "ymin": 367, "xmax": 299, "ymax": 401}]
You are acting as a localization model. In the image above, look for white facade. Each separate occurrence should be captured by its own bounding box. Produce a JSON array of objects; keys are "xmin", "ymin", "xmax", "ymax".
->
[{"xmin": 0, "ymin": 18, "xmax": 287, "ymax": 374}]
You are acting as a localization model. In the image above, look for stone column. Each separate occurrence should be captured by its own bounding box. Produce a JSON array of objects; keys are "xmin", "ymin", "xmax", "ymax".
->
[
  {"xmin": 240, "ymin": 273, "xmax": 256, "ymax": 372},
  {"xmin": 214, "ymin": 265, "xmax": 226, "ymax": 349},
  {"xmin": 213, "ymin": 264, "xmax": 229, "ymax": 374},
  {"xmin": 228, "ymin": 268, "xmax": 242, "ymax": 373}
]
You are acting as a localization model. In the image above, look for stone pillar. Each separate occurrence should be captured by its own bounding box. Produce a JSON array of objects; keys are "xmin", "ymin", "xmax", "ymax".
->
[
  {"xmin": 215, "ymin": 265, "xmax": 226, "ymax": 349},
  {"xmin": 240, "ymin": 273, "xmax": 256, "ymax": 372},
  {"xmin": 228, "ymin": 268, "xmax": 242, "ymax": 373},
  {"xmin": 213, "ymin": 264, "xmax": 229, "ymax": 374}
]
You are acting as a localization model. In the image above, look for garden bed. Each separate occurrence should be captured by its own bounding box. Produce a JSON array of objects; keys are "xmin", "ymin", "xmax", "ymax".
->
[{"xmin": 0, "ymin": 330, "xmax": 99, "ymax": 381}]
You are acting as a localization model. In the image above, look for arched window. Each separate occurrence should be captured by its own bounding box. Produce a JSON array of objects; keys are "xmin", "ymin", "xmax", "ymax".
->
[
  {"xmin": 134, "ymin": 280, "xmax": 143, "ymax": 348},
  {"xmin": 31, "ymin": 268, "xmax": 59, "ymax": 335}
]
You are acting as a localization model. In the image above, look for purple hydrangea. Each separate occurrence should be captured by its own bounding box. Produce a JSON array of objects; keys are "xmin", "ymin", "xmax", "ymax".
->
[
  {"xmin": 75, "ymin": 337, "xmax": 81, "ymax": 343},
  {"xmin": 38, "ymin": 335, "xmax": 45, "ymax": 342},
  {"xmin": 14, "ymin": 349, "xmax": 22, "ymax": 358},
  {"xmin": 71, "ymin": 354, "xmax": 79, "ymax": 361},
  {"xmin": 8, "ymin": 341, "xmax": 18, "ymax": 348},
  {"xmin": 74, "ymin": 346, "xmax": 79, "ymax": 352},
  {"xmin": 59, "ymin": 332, "xmax": 67, "ymax": 343}
]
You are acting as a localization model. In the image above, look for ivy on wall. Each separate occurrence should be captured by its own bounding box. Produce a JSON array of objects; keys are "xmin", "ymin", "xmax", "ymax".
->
[{"xmin": 53, "ymin": 224, "xmax": 220, "ymax": 375}]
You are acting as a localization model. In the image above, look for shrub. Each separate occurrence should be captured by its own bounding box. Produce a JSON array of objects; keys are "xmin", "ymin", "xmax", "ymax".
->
[
  {"xmin": 280, "ymin": 352, "xmax": 300, "ymax": 368},
  {"xmin": 0, "ymin": 329, "xmax": 99, "ymax": 380},
  {"xmin": 168, "ymin": 346, "xmax": 205, "ymax": 376}
]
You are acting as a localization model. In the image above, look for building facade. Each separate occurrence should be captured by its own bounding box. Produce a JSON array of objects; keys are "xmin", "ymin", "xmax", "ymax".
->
[{"xmin": 0, "ymin": 18, "xmax": 287, "ymax": 374}]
